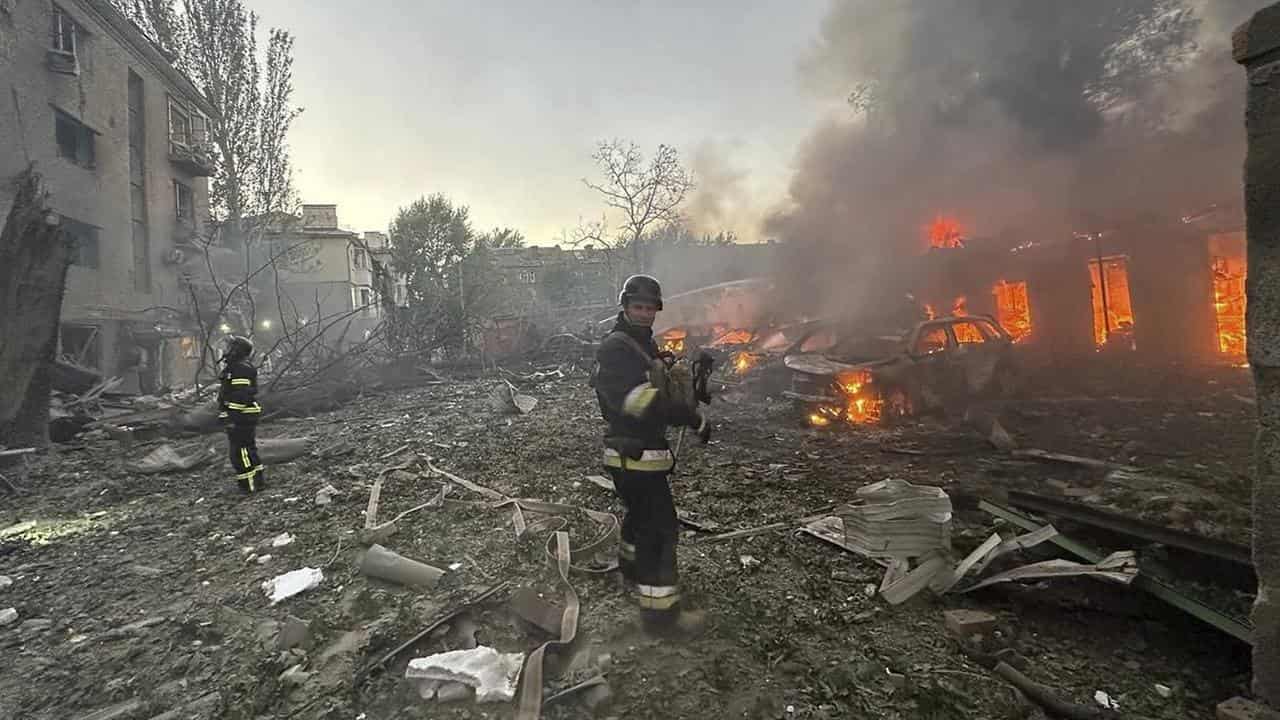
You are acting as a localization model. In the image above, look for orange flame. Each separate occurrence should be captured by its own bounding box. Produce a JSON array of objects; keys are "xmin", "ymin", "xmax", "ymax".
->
[
  {"xmin": 732, "ymin": 351, "xmax": 759, "ymax": 375},
  {"xmin": 1211, "ymin": 253, "xmax": 1246, "ymax": 361},
  {"xmin": 709, "ymin": 328, "xmax": 755, "ymax": 348},
  {"xmin": 927, "ymin": 216, "xmax": 965, "ymax": 249},
  {"xmin": 807, "ymin": 369, "xmax": 883, "ymax": 426},
  {"xmin": 993, "ymin": 280, "xmax": 1032, "ymax": 343},
  {"xmin": 659, "ymin": 328, "xmax": 687, "ymax": 355},
  {"xmin": 951, "ymin": 296, "xmax": 968, "ymax": 316}
]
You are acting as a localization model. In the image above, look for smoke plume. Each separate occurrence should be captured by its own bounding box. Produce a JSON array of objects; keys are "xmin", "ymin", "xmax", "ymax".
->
[{"xmin": 768, "ymin": 0, "xmax": 1267, "ymax": 319}]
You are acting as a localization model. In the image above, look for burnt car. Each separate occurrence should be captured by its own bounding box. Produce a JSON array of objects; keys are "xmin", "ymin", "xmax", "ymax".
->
[{"xmin": 782, "ymin": 315, "xmax": 1018, "ymax": 425}]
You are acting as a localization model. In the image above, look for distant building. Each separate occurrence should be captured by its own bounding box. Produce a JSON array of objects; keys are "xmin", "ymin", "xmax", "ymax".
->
[
  {"xmin": 259, "ymin": 204, "xmax": 402, "ymax": 346},
  {"xmin": 0, "ymin": 0, "xmax": 215, "ymax": 391}
]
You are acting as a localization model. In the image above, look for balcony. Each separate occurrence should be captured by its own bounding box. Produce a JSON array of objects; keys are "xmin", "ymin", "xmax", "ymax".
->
[{"xmin": 168, "ymin": 130, "xmax": 216, "ymax": 177}]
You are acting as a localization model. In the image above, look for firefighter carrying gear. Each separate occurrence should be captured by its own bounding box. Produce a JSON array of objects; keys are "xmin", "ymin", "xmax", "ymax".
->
[
  {"xmin": 594, "ymin": 309, "xmax": 706, "ymax": 626},
  {"xmin": 218, "ymin": 337, "xmax": 264, "ymax": 493}
]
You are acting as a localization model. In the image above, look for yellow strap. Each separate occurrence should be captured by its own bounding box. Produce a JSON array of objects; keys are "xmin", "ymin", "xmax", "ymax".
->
[
  {"xmin": 622, "ymin": 383, "xmax": 659, "ymax": 417},
  {"xmin": 226, "ymin": 402, "xmax": 262, "ymax": 413},
  {"xmin": 603, "ymin": 448, "xmax": 673, "ymax": 472},
  {"xmin": 229, "ymin": 378, "xmax": 252, "ymax": 386}
]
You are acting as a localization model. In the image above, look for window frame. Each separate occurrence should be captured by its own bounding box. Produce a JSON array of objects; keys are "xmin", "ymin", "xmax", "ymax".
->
[
  {"xmin": 51, "ymin": 5, "xmax": 77, "ymax": 56},
  {"xmin": 61, "ymin": 216, "xmax": 100, "ymax": 269},
  {"xmin": 949, "ymin": 319, "xmax": 991, "ymax": 345},
  {"xmin": 173, "ymin": 180, "xmax": 194, "ymax": 222},
  {"xmin": 912, "ymin": 323, "xmax": 953, "ymax": 356},
  {"xmin": 168, "ymin": 99, "xmax": 193, "ymax": 146},
  {"xmin": 54, "ymin": 108, "xmax": 95, "ymax": 168}
]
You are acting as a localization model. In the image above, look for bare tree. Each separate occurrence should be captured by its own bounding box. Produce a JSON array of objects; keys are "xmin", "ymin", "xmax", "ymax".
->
[{"xmin": 583, "ymin": 140, "xmax": 695, "ymax": 273}]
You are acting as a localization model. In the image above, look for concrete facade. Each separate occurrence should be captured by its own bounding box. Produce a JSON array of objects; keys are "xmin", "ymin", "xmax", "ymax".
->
[{"xmin": 0, "ymin": 0, "xmax": 213, "ymax": 390}]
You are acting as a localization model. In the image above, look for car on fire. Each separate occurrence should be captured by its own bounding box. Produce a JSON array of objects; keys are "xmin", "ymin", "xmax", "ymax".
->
[{"xmin": 782, "ymin": 315, "xmax": 1018, "ymax": 425}]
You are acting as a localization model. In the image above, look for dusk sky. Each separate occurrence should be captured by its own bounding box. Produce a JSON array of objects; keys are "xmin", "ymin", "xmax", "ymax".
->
[{"xmin": 245, "ymin": 1, "xmax": 836, "ymax": 243}]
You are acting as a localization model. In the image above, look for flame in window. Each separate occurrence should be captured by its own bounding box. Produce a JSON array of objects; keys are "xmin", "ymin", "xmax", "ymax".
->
[{"xmin": 993, "ymin": 280, "xmax": 1032, "ymax": 343}]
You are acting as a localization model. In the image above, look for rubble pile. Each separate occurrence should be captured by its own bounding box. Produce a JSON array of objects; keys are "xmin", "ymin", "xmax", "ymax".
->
[{"xmin": 0, "ymin": 363, "xmax": 1259, "ymax": 719}]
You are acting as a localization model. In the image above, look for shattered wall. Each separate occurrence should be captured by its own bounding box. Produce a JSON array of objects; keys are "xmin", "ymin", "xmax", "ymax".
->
[{"xmin": 0, "ymin": 0, "xmax": 213, "ymax": 387}]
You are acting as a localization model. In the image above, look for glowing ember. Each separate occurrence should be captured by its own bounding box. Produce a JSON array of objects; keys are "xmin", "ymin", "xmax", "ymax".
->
[
  {"xmin": 808, "ymin": 412, "xmax": 832, "ymax": 427},
  {"xmin": 659, "ymin": 328, "xmax": 687, "ymax": 355},
  {"xmin": 1210, "ymin": 234, "xmax": 1246, "ymax": 361},
  {"xmin": 927, "ymin": 216, "xmax": 965, "ymax": 249},
  {"xmin": 732, "ymin": 351, "xmax": 759, "ymax": 375},
  {"xmin": 1089, "ymin": 257, "xmax": 1136, "ymax": 348},
  {"xmin": 993, "ymin": 280, "xmax": 1032, "ymax": 343}
]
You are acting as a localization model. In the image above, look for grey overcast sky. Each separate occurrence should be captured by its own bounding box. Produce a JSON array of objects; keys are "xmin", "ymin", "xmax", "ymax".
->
[{"xmin": 244, "ymin": 1, "xmax": 834, "ymax": 243}]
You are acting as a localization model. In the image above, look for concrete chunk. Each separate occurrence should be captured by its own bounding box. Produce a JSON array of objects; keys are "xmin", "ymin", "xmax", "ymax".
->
[
  {"xmin": 276, "ymin": 615, "xmax": 311, "ymax": 650},
  {"xmin": 508, "ymin": 587, "xmax": 563, "ymax": 636},
  {"xmin": 405, "ymin": 645, "xmax": 525, "ymax": 703},
  {"xmin": 943, "ymin": 609, "xmax": 997, "ymax": 639},
  {"xmin": 1217, "ymin": 697, "xmax": 1280, "ymax": 720}
]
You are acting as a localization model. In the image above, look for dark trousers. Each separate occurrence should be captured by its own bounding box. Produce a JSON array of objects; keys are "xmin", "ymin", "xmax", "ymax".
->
[
  {"xmin": 608, "ymin": 466, "xmax": 680, "ymax": 611},
  {"xmin": 226, "ymin": 424, "xmax": 263, "ymax": 491}
]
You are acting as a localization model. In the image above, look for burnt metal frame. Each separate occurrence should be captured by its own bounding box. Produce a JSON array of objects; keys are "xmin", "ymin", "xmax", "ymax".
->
[{"xmin": 979, "ymin": 499, "xmax": 1253, "ymax": 644}]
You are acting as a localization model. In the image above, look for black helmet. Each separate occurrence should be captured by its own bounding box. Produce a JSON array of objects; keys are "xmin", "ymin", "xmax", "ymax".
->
[
  {"xmin": 619, "ymin": 274, "xmax": 663, "ymax": 310},
  {"xmin": 223, "ymin": 335, "xmax": 254, "ymax": 361}
]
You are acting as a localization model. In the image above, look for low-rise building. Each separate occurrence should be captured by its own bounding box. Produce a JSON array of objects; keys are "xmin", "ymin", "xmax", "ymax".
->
[{"xmin": 0, "ymin": 0, "xmax": 215, "ymax": 392}]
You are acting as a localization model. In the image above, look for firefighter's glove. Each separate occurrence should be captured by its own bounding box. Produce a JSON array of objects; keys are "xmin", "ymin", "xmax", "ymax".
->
[{"xmin": 695, "ymin": 413, "xmax": 712, "ymax": 444}]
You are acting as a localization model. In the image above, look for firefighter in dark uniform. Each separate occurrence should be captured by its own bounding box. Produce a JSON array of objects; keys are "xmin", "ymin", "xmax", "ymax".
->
[
  {"xmin": 594, "ymin": 275, "xmax": 711, "ymax": 635},
  {"xmin": 218, "ymin": 335, "xmax": 265, "ymax": 493}
]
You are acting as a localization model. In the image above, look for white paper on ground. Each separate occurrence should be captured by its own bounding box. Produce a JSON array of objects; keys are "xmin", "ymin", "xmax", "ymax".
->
[{"xmin": 262, "ymin": 567, "xmax": 324, "ymax": 605}]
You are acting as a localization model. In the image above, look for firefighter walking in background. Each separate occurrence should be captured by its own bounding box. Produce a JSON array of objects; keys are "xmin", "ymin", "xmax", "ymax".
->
[
  {"xmin": 218, "ymin": 335, "xmax": 265, "ymax": 493},
  {"xmin": 593, "ymin": 275, "xmax": 712, "ymax": 635}
]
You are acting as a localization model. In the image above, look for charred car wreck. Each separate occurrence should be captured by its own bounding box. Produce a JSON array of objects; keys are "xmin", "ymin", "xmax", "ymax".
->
[{"xmin": 782, "ymin": 315, "xmax": 1018, "ymax": 426}]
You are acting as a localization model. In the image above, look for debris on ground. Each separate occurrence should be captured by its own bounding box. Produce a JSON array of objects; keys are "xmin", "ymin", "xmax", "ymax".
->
[
  {"xmin": 405, "ymin": 646, "xmax": 526, "ymax": 703},
  {"xmin": 262, "ymin": 567, "xmax": 324, "ymax": 605},
  {"xmin": 359, "ymin": 543, "xmax": 445, "ymax": 588}
]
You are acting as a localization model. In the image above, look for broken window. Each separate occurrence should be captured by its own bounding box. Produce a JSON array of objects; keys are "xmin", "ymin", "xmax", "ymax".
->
[
  {"xmin": 180, "ymin": 336, "xmax": 199, "ymax": 360},
  {"xmin": 55, "ymin": 110, "xmax": 94, "ymax": 167},
  {"xmin": 51, "ymin": 6, "xmax": 77, "ymax": 56},
  {"xmin": 174, "ymin": 180, "xmax": 194, "ymax": 222},
  {"xmin": 915, "ymin": 325, "xmax": 950, "ymax": 355},
  {"xmin": 951, "ymin": 320, "xmax": 987, "ymax": 345},
  {"xmin": 61, "ymin": 216, "xmax": 100, "ymax": 268},
  {"xmin": 1209, "ymin": 233, "xmax": 1246, "ymax": 361},
  {"xmin": 992, "ymin": 280, "xmax": 1032, "ymax": 342},
  {"xmin": 1088, "ymin": 256, "xmax": 1136, "ymax": 349},
  {"xmin": 352, "ymin": 248, "xmax": 366, "ymax": 269},
  {"xmin": 60, "ymin": 324, "xmax": 100, "ymax": 369}
]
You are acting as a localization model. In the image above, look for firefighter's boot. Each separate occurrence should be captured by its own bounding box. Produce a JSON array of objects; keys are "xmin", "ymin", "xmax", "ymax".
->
[{"xmin": 641, "ymin": 607, "xmax": 708, "ymax": 639}]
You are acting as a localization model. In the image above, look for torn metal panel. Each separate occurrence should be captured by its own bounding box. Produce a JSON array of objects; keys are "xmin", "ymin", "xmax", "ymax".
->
[
  {"xmin": 1006, "ymin": 489, "xmax": 1253, "ymax": 569},
  {"xmin": 959, "ymin": 550, "xmax": 1138, "ymax": 593},
  {"xmin": 979, "ymin": 499, "xmax": 1253, "ymax": 644}
]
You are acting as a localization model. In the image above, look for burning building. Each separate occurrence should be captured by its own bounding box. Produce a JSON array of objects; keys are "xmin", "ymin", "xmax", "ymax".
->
[{"xmin": 910, "ymin": 212, "xmax": 1245, "ymax": 366}]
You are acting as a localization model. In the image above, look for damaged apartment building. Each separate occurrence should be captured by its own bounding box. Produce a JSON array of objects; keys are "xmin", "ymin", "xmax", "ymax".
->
[
  {"xmin": 0, "ymin": 0, "xmax": 214, "ymax": 392},
  {"xmin": 910, "ymin": 209, "xmax": 1247, "ymax": 367}
]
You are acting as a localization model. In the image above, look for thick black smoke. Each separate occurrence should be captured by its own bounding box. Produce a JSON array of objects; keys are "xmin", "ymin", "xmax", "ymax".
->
[{"xmin": 768, "ymin": 0, "xmax": 1267, "ymax": 319}]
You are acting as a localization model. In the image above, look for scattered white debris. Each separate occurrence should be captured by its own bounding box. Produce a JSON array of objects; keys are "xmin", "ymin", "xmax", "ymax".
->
[
  {"xmin": 0, "ymin": 575, "xmax": 12, "ymax": 589},
  {"xmin": 257, "ymin": 555, "xmax": 273, "ymax": 565},
  {"xmin": 448, "ymin": 562, "xmax": 464, "ymax": 571},
  {"xmin": 1154, "ymin": 684, "xmax": 1173, "ymax": 699},
  {"xmin": 316, "ymin": 484, "xmax": 341, "ymax": 506},
  {"xmin": 282, "ymin": 496, "xmax": 301, "ymax": 504},
  {"xmin": 0, "ymin": 607, "xmax": 17, "ymax": 626},
  {"xmin": 739, "ymin": 555, "xmax": 760, "ymax": 569},
  {"xmin": 279, "ymin": 664, "xmax": 311, "ymax": 686},
  {"xmin": 1094, "ymin": 690, "xmax": 1119, "ymax": 710},
  {"xmin": 405, "ymin": 646, "xmax": 525, "ymax": 703},
  {"xmin": 262, "ymin": 568, "xmax": 324, "ymax": 605},
  {"xmin": 271, "ymin": 532, "xmax": 295, "ymax": 548}
]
